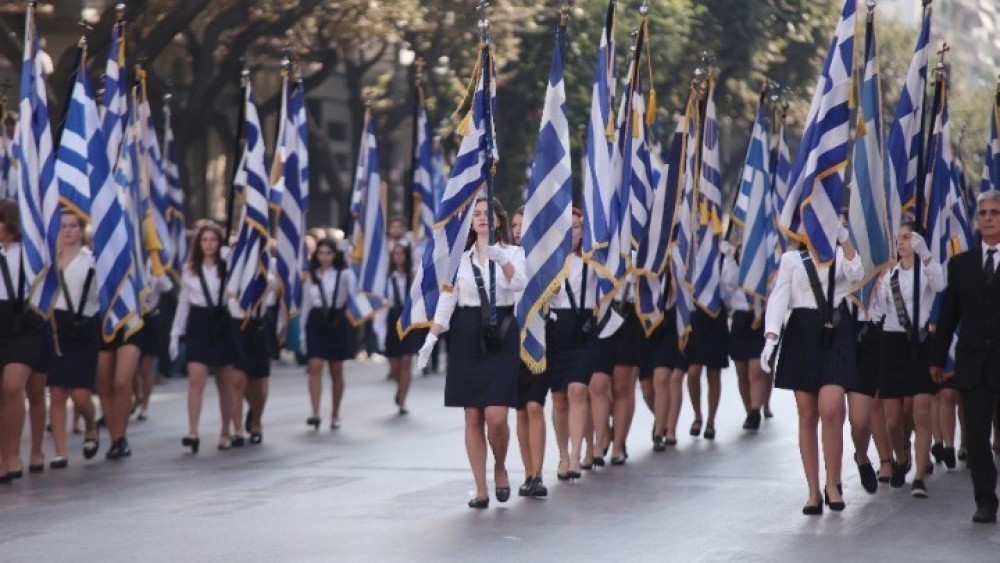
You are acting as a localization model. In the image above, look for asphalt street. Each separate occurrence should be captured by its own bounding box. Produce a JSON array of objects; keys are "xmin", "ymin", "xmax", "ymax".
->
[{"xmin": 1, "ymin": 357, "xmax": 998, "ymax": 562}]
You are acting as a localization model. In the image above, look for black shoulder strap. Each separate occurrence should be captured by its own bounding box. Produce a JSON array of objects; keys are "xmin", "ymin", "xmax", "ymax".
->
[
  {"xmin": 800, "ymin": 249, "xmax": 831, "ymax": 322},
  {"xmin": 470, "ymin": 254, "xmax": 491, "ymax": 328},
  {"xmin": 0, "ymin": 252, "xmax": 15, "ymax": 303},
  {"xmin": 196, "ymin": 265, "xmax": 218, "ymax": 308},
  {"xmin": 391, "ymin": 275, "xmax": 402, "ymax": 309},
  {"xmin": 78, "ymin": 268, "xmax": 95, "ymax": 318},
  {"xmin": 331, "ymin": 269, "xmax": 342, "ymax": 310}
]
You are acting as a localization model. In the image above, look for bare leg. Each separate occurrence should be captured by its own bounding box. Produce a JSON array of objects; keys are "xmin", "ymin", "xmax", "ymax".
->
[
  {"xmin": 464, "ymin": 408, "xmax": 488, "ymax": 500},
  {"xmin": 307, "ymin": 359, "xmax": 323, "ymax": 419},
  {"xmin": 734, "ymin": 359, "xmax": 750, "ymax": 413},
  {"xmin": 245, "ymin": 377, "xmax": 268, "ymax": 434},
  {"xmin": 186, "ymin": 362, "xmax": 209, "ymax": 437},
  {"xmin": 589, "ymin": 372, "xmax": 611, "ymax": 459},
  {"xmin": 516, "ymin": 408, "xmax": 531, "ymax": 477},
  {"xmin": 26, "ymin": 372, "xmax": 46, "ymax": 466},
  {"xmin": 794, "ymin": 391, "xmax": 821, "ymax": 507},
  {"xmin": 484, "ymin": 406, "xmax": 511, "ymax": 490},
  {"xmin": 567, "ymin": 383, "xmax": 588, "ymax": 471},
  {"xmin": 666, "ymin": 368, "xmax": 686, "ymax": 440},
  {"xmin": 108, "ymin": 345, "xmax": 140, "ymax": 442},
  {"xmin": 912, "ymin": 393, "xmax": 933, "ymax": 481},
  {"xmin": 230, "ymin": 367, "xmax": 247, "ymax": 436},
  {"xmin": 871, "ymin": 398, "xmax": 893, "ymax": 479},
  {"xmin": 652, "ymin": 367, "xmax": 670, "ymax": 437},
  {"xmin": 687, "ymin": 364, "xmax": 704, "ymax": 430},
  {"xmin": 848, "ymin": 392, "xmax": 873, "ymax": 464},
  {"xmin": 396, "ymin": 355, "xmax": 413, "ymax": 412},
  {"xmin": 329, "ymin": 361, "xmax": 345, "ymax": 422},
  {"xmin": 215, "ymin": 366, "xmax": 234, "ymax": 441},
  {"xmin": 551, "ymin": 390, "xmax": 569, "ymax": 475},
  {"xmin": 748, "ymin": 359, "xmax": 765, "ymax": 410},
  {"xmin": 706, "ymin": 368, "xmax": 721, "ymax": 430},
  {"xmin": 938, "ymin": 388, "xmax": 958, "ymax": 448},
  {"xmin": 139, "ymin": 355, "xmax": 156, "ymax": 416},
  {"xmin": 639, "ymin": 376, "xmax": 654, "ymax": 414},
  {"xmin": 611, "ymin": 365, "xmax": 636, "ymax": 458},
  {"xmin": 817, "ymin": 385, "xmax": 846, "ymax": 504},
  {"xmin": 2, "ymin": 363, "xmax": 31, "ymax": 472},
  {"xmin": 49, "ymin": 387, "xmax": 70, "ymax": 459},
  {"xmin": 526, "ymin": 402, "xmax": 546, "ymax": 477},
  {"xmin": 883, "ymin": 398, "xmax": 907, "ymax": 464}
]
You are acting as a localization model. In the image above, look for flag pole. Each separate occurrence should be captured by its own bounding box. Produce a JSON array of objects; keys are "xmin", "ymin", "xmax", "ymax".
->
[
  {"xmin": 478, "ymin": 7, "xmax": 498, "ymax": 328},
  {"xmin": 913, "ymin": 0, "xmax": 934, "ymax": 230}
]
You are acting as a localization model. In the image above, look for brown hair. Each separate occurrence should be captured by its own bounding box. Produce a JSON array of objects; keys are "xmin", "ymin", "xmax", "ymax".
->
[
  {"xmin": 466, "ymin": 196, "xmax": 510, "ymax": 249},
  {"xmin": 0, "ymin": 199, "xmax": 21, "ymax": 242},
  {"xmin": 572, "ymin": 207, "xmax": 584, "ymax": 256},
  {"xmin": 188, "ymin": 221, "xmax": 224, "ymax": 271}
]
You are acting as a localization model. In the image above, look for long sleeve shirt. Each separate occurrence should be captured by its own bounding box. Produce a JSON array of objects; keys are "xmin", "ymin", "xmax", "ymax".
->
[
  {"xmin": 433, "ymin": 245, "xmax": 527, "ymax": 331},
  {"xmin": 764, "ymin": 247, "xmax": 864, "ymax": 337},
  {"xmin": 0, "ymin": 242, "xmax": 24, "ymax": 302},
  {"xmin": 170, "ymin": 262, "xmax": 240, "ymax": 338},
  {"xmin": 300, "ymin": 267, "xmax": 357, "ymax": 324},
  {"xmin": 874, "ymin": 260, "xmax": 945, "ymax": 334},
  {"xmin": 387, "ymin": 271, "xmax": 410, "ymax": 311},
  {"xmin": 721, "ymin": 253, "xmax": 750, "ymax": 312},
  {"xmin": 54, "ymin": 247, "xmax": 99, "ymax": 317},
  {"xmin": 549, "ymin": 254, "xmax": 598, "ymax": 310}
]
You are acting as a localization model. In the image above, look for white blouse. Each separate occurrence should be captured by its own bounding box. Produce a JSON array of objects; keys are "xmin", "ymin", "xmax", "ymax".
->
[
  {"xmin": 0, "ymin": 242, "xmax": 25, "ymax": 301},
  {"xmin": 721, "ymin": 254, "xmax": 750, "ymax": 312},
  {"xmin": 873, "ymin": 261, "xmax": 945, "ymax": 334},
  {"xmin": 764, "ymin": 247, "xmax": 864, "ymax": 337},
  {"xmin": 54, "ymin": 248, "xmax": 99, "ymax": 317},
  {"xmin": 300, "ymin": 267, "xmax": 357, "ymax": 322},
  {"xmin": 550, "ymin": 254, "xmax": 598, "ymax": 310},
  {"xmin": 433, "ymin": 245, "xmax": 527, "ymax": 331},
  {"xmin": 170, "ymin": 262, "xmax": 240, "ymax": 338},
  {"xmin": 143, "ymin": 273, "xmax": 174, "ymax": 313},
  {"xmin": 387, "ymin": 271, "xmax": 410, "ymax": 310}
]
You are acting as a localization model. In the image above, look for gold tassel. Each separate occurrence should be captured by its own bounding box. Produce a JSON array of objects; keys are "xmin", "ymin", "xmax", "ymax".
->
[
  {"xmin": 456, "ymin": 111, "xmax": 472, "ymax": 137},
  {"xmin": 632, "ymin": 109, "xmax": 640, "ymax": 139},
  {"xmin": 605, "ymin": 109, "xmax": 616, "ymax": 141},
  {"xmin": 646, "ymin": 88, "xmax": 657, "ymax": 126}
]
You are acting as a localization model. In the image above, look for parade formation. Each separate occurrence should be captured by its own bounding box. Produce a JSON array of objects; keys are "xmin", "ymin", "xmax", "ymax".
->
[{"xmin": 3, "ymin": 0, "xmax": 1000, "ymax": 530}]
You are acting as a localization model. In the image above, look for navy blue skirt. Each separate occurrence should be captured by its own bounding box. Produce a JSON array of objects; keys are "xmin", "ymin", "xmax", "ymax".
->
[
  {"xmin": 663, "ymin": 308, "xmax": 689, "ymax": 371},
  {"xmin": 775, "ymin": 306, "xmax": 857, "ymax": 393},
  {"xmin": 728, "ymin": 310, "xmax": 764, "ymax": 361},
  {"xmin": 596, "ymin": 304, "xmax": 646, "ymax": 373},
  {"xmin": 385, "ymin": 307, "xmax": 420, "ymax": 358},
  {"xmin": 234, "ymin": 317, "xmax": 272, "ymax": 378},
  {"xmin": 852, "ymin": 320, "xmax": 881, "ymax": 397},
  {"xmin": 445, "ymin": 306, "xmax": 518, "ymax": 408},
  {"xmin": 185, "ymin": 306, "xmax": 240, "ymax": 369},
  {"xmin": 0, "ymin": 304, "xmax": 44, "ymax": 370},
  {"xmin": 879, "ymin": 331, "xmax": 934, "ymax": 398},
  {"xmin": 545, "ymin": 308, "xmax": 593, "ymax": 390},
  {"xmin": 48, "ymin": 311, "xmax": 99, "ymax": 389},
  {"xmin": 135, "ymin": 311, "xmax": 162, "ymax": 357},
  {"xmin": 305, "ymin": 308, "xmax": 355, "ymax": 362},
  {"xmin": 686, "ymin": 308, "xmax": 730, "ymax": 368}
]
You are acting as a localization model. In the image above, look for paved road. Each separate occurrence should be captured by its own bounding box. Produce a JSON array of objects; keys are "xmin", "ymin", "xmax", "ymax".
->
[{"xmin": 2, "ymin": 358, "xmax": 997, "ymax": 562}]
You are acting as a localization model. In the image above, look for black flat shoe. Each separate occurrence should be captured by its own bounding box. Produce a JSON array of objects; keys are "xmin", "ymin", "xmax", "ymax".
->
[
  {"xmin": 0, "ymin": 473, "xmax": 10, "ymax": 484},
  {"xmin": 28, "ymin": 463, "xmax": 44, "ymax": 474},
  {"xmin": 182, "ymin": 435, "xmax": 200, "ymax": 454},
  {"xmin": 83, "ymin": 438, "xmax": 99, "ymax": 460},
  {"xmin": 610, "ymin": 455, "xmax": 626, "ymax": 466},
  {"xmin": 231, "ymin": 435, "xmax": 246, "ymax": 448},
  {"xmin": 824, "ymin": 487, "xmax": 845, "ymax": 511},
  {"xmin": 690, "ymin": 420, "xmax": 702, "ymax": 437},
  {"xmin": 7, "ymin": 469, "xmax": 23, "ymax": 479},
  {"xmin": 567, "ymin": 470, "xmax": 582, "ymax": 479},
  {"xmin": 664, "ymin": 435, "xmax": 678, "ymax": 446},
  {"xmin": 306, "ymin": 416, "xmax": 320, "ymax": 430},
  {"xmin": 592, "ymin": 456, "xmax": 605, "ymax": 467},
  {"xmin": 580, "ymin": 461, "xmax": 594, "ymax": 471},
  {"xmin": 105, "ymin": 443, "xmax": 122, "ymax": 461},
  {"xmin": 890, "ymin": 461, "xmax": 907, "ymax": 488},
  {"xmin": 529, "ymin": 478, "xmax": 548, "ymax": 498},
  {"xmin": 802, "ymin": 502, "xmax": 823, "ymax": 516},
  {"xmin": 973, "ymin": 507, "xmax": 997, "ymax": 523},
  {"xmin": 958, "ymin": 447, "xmax": 968, "ymax": 461},
  {"xmin": 557, "ymin": 472, "xmax": 570, "ymax": 481},
  {"xmin": 931, "ymin": 442, "xmax": 945, "ymax": 464},
  {"xmin": 652, "ymin": 435, "xmax": 666, "ymax": 452},
  {"xmin": 495, "ymin": 470, "xmax": 510, "ymax": 503},
  {"xmin": 703, "ymin": 425, "xmax": 716, "ymax": 440},
  {"xmin": 519, "ymin": 477, "xmax": 534, "ymax": 497},
  {"xmin": 250, "ymin": 433, "xmax": 263, "ymax": 445},
  {"xmin": 943, "ymin": 446, "xmax": 957, "ymax": 469},
  {"xmin": 117, "ymin": 438, "xmax": 132, "ymax": 458},
  {"xmin": 855, "ymin": 455, "xmax": 878, "ymax": 494},
  {"xmin": 468, "ymin": 497, "xmax": 489, "ymax": 509},
  {"xmin": 49, "ymin": 457, "xmax": 68, "ymax": 470},
  {"xmin": 743, "ymin": 408, "xmax": 761, "ymax": 431},
  {"xmin": 763, "ymin": 407, "xmax": 774, "ymax": 419}
]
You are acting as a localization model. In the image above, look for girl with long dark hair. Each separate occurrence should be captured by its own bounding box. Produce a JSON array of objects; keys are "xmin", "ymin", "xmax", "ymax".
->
[{"xmin": 385, "ymin": 243, "xmax": 417, "ymax": 414}]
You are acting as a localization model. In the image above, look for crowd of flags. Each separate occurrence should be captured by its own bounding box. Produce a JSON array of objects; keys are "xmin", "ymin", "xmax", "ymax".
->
[{"xmin": 9, "ymin": 0, "xmax": 1000, "ymax": 362}]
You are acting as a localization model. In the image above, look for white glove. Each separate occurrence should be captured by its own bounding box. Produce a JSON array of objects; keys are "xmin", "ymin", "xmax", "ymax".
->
[
  {"xmin": 485, "ymin": 244, "xmax": 509, "ymax": 266},
  {"xmin": 169, "ymin": 336, "xmax": 180, "ymax": 362},
  {"xmin": 837, "ymin": 225, "xmax": 850, "ymax": 244},
  {"xmin": 760, "ymin": 339, "xmax": 778, "ymax": 374},
  {"xmin": 911, "ymin": 232, "xmax": 931, "ymax": 262},
  {"xmin": 416, "ymin": 333, "xmax": 438, "ymax": 371},
  {"xmin": 720, "ymin": 241, "xmax": 733, "ymax": 256}
]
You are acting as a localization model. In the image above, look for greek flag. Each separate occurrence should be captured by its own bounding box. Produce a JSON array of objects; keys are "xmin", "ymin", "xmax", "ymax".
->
[
  {"xmin": 516, "ymin": 26, "xmax": 573, "ymax": 373},
  {"xmin": 101, "ymin": 20, "xmax": 127, "ymax": 171},
  {"xmin": 15, "ymin": 5, "xmax": 58, "ymax": 316},
  {"xmin": 982, "ymin": 93, "xmax": 1000, "ymax": 193},
  {"xmin": 781, "ymin": 0, "xmax": 855, "ymax": 266},
  {"xmin": 398, "ymin": 42, "xmax": 497, "ymax": 338},
  {"xmin": 923, "ymin": 79, "xmax": 954, "ymax": 265},
  {"xmin": 275, "ymin": 79, "xmax": 308, "ymax": 334},
  {"xmin": 55, "ymin": 45, "xmax": 96, "ymax": 219},
  {"xmin": 886, "ymin": 3, "xmax": 931, "ymax": 229},
  {"xmin": 673, "ymin": 89, "xmax": 701, "ymax": 350},
  {"xmin": 636, "ymin": 120, "xmax": 682, "ymax": 335},
  {"xmin": 347, "ymin": 114, "xmax": 389, "ymax": 343},
  {"xmin": 693, "ymin": 83, "xmax": 723, "ymax": 315},
  {"xmin": 0, "ymin": 118, "xmax": 13, "ymax": 200},
  {"xmin": 294, "ymin": 80, "xmax": 310, "ymax": 289},
  {"xmin": 950, "ymin": 154, "xmax": 974, "ymax": 256},
  {"xmin": 771, "ymin": 117, "xmax": 792, "ymax": 259},
  {"xmin": 848, "ymin": 10, "xmax": 892, "ymax": 309},
  {"xmin": 734, "ymin": 94, "xmax": 773, "ymax": 303},
  {"xmin": 431, "ymin": 138, "xmax": 447, "ymax": 208},
  {"xmin": 118, "ymin": 104, "xmax": 150, "ymax": 300},
  {"xmin": 137, "ymin": 91, "xmax": 172, "ymax": 277},
  {"xmin": 93, "ymin": 107, "xmax": 143, "ymax": 342},
  {"xmin": 412, "ymin": 84, "xmax": 435, "ymax": 245},
  {"xmin": 226, "ymin": 84, "xmax": 270, "ymax": 317},
  {"xmin": 583, "ymin": 0, "xmax": 617, "ymax": 275},
  {"xmin": 163, "ymin": 101, "xmax": 186, "ymax": 275}
]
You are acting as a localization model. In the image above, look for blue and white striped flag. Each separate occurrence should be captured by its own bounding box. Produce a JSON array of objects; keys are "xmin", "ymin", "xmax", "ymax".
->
[
  {"xmin": 886, "ymin": 3, "xmax": 931, "ymax": 230},
  {"xmin": 923, "ymin": 78, "xmax": 953, "ymax": 265},
  {"xmin": 780, "ymin": 0, "xmax": 855, "ymax": 266},
  {"xmin": 516, "ymin": 26, "xmax": 573, "ymax": 373},
  {"xmin": 15, "ymin": 5, "xmax": 58, "ymax": 316},
  {"xmin": 163, "ymin": 100, "xmax": 186, "ymax": 275},
  {"xmin": 982, "ymin": 92, "xmax": 1000, "ymax": 193},
  {"xmin": 137, "ymin": 87, "xmax": 172, "ymax": 277},
  {"xmin": 770, "ymin": 116, "xmax": 792, "ymax": 259},
  {"xmin": 398, "ymin": 42, "xmax": 498, "ymax": 338},
  {"xmin": 735, "ymin": 94, "xmax": 773, "ymax": 304},
  {"xmin": 673, "ymin": 89, "xmax": 701, "ymax": 350},
  {"xmin": 636, "ymin": 120, "xmax": 681, "ymax": 335},
  {"xmin": 93, "ymin": 104, "xmax": 143, "ymax": 342},
  {"xmin": 55, "ymin": 45, "xmax": 96, "ymax": 220},
  {"xmin": 430, "ymin": 138, "xmax": 447, "ymax": 209},
  {"xmin": 583, "ymin": 0, "xmax": 617, "ymax": 284},
  {"xmin": 848, "ymin": 9, "xmax": 893, "ymax": 310},
  {"xmin": 412, "ymin": 84, "xmax": 435, "ymax": 245},
  {"xmin": 275, "ymin": 79, "xmax": 308, "ymax": 334},
  {"xmin": 101, "ymin": 20, "xmax": 127, "ymax": 172},
  {"xmin": 950, "ymin": 153, "xmax": 974, "ymax": 257},
  {"xmin": 226, "ymin": 84, "xmax": 270, "ymax": 317},
  {"xmin": 118, "ymin": 104, "xmax": 150, "ymax": 301},
  {"xmin": 347, "ymin": 114, "xmax": 389, "ymax": 345},
  {"xmin": 693, "ymin": 83, "xmax": 723, "ymax": 315}
]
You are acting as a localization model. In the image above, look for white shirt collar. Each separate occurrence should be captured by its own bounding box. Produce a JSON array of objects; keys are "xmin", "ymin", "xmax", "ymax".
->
[{"xmin": 983, "ymin": 242, "xmax": 1000, "ymax": 263}]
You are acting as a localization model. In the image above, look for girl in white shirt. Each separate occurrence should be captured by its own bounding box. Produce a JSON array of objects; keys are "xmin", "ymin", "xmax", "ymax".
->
[
  {"xmin": 416, "ymin": 197, "xmax": 526, "ymax": 509},
  {"xmin": 872, "ymin": 221, "xmax": 945, "ymax": 497},
  {"xmin": 47, "ymin": 211, "xmax": 100, "ymax": 468},
  {"xmin": 170, "ymin": 222, "xmax": 240, "ymax": 452},
  {"xmin": 721, "ymin": 243, "xmax": 767, "ymax": 431},
  {"xmin": 762, "ymin": 224, "xmax": 863, "ymax": 514},
  {"xmin": 384, "ymin": 243, "xmax": 417, "ymax": 415},
  {"xmin": 301, "ymin": 238, "xmax": 357, "ymax": 430}
]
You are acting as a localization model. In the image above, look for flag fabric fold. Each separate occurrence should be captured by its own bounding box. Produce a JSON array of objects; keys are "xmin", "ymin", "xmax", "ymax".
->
[
  {"xmin": 735, "ymin": 93, "xmax": 773, "ymax": 304},
  {"xmin": 692, "ymin": 83, "xmax": 724, "ymax": 315},
  {"xmin": 982, "ymin": 92, "xmax": 1000, "ymax": 193},
  {"xmin": 274, "ymin": 79, "xmax": 308, "ymax": 337},
  {"xmin": 412, "ymin": 84, "xmax": 435, "ymax": 246},
  {"xmin": 163, "ymin": 101, "xmax": 186, "ymax": 276}
]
